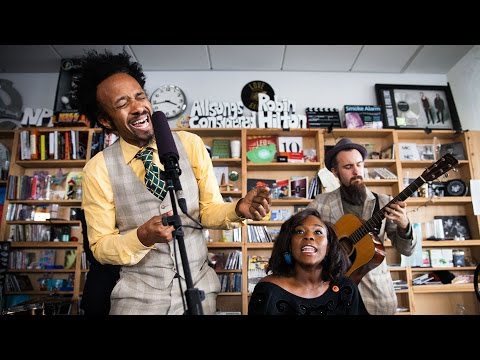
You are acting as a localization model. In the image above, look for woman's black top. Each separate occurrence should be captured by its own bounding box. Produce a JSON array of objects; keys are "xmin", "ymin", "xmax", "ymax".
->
[{"xmin": 248, "ymin": 277, "xmax": 368, "ymax": 315}]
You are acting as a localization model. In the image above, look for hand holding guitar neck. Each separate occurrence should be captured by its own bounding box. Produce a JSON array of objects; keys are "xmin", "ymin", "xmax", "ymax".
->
[{"xmin": 383, "ymin": 200, "xmax": 409, "ymax": 230}]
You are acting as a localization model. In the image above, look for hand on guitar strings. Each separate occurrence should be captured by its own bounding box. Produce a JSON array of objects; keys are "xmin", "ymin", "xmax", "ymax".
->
[{"xmin": 383, "ymin": 201, "xmax": 409, "ymax": 230}]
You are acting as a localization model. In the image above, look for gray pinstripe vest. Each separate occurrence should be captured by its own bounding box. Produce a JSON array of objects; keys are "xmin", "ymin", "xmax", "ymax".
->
[{"xmin": 103, "ymin": 133, "xmax": 207, "ymax": 290}]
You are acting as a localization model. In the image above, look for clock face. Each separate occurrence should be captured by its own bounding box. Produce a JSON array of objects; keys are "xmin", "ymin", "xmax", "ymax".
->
[{"xmin": 150, "ymin": 85, "xmax": 187, "ymax": 119}]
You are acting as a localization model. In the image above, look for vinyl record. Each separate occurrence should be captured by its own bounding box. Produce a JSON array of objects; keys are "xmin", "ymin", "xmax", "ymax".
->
[
  {"xmin": 241, "ymin": 80, "xmax": 275, "ymax": 112},
  {"xmin": 445, "ymin": 179, "xmax": 467, "ymax": 196},
  {"xmin": 394, "ymin": 92, "xmax": 420, "ymax": 126}
]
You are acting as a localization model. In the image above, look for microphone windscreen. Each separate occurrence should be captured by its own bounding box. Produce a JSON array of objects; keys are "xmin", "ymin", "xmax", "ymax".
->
[{"xmin": 151, "ymin": 111, "xmax": 179, "ymax": 160}]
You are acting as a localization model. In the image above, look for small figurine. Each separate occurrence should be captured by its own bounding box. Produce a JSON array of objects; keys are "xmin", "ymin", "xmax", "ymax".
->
[
  {"xmin": 219, "ymin": 173, "xmax": 233, "ymax": 191},
  {"xmin": 66, "ymin": 179, "xmax": 76, "ymax": 199}
]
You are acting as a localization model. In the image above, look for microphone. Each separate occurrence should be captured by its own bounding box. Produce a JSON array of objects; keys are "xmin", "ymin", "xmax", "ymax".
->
[{"xmin": 151, "ymin": 111, "xmax": 188, "ymax": 213}]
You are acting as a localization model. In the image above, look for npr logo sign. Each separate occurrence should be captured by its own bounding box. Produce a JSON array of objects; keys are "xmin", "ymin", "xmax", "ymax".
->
[{"xmin": 21, "ymin": 108, "xmax": 53, "ymax": 127}]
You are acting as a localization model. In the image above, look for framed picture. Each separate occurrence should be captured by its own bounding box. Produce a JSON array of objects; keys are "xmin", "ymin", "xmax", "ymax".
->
[
  {"xmin": 439, "ymin": 142, "xmax": 466, "ymax": 160},
  {"xmin": 375, "ymin": 83, "xmax": 462, "ymax": 130},
  {"xmin": 434, "ymin": 215, "xmax": 471, "ymax": 240}
]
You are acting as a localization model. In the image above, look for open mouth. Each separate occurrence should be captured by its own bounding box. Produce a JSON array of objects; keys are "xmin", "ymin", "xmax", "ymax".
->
[
  {"xmin": 301, "ymin": 245, "xmax": 317, "ymax": 253},
  {"xmin": 130, "ymin": 114, "xmax": 149, "ymax": 129}
]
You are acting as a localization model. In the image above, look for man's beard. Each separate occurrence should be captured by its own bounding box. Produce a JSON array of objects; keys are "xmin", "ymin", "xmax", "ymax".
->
[{"xmin": 340, "ymin": 178, "xmax": 367, "ymax": 205}]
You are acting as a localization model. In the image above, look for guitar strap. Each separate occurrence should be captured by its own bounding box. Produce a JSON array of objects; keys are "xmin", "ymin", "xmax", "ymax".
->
[{"xmin": 372, "ymin": 192, "xmax": 380, "ymax": 235}]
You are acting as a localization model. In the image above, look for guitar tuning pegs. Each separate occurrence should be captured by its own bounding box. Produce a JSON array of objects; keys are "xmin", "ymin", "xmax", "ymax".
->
[{"xmin": 452, "ymin": 167, "xmax": 459, "ymax": 173}]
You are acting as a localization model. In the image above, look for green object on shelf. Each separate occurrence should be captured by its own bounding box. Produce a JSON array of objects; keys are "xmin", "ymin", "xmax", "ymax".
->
[{"xmin": 246, "ymin": 144, "xmax": 276, "ymax": 163}]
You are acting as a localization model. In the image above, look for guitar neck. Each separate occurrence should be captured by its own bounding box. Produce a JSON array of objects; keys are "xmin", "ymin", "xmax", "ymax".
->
[{"xmin": 350, "ymin": 176, "xmax": 426, "ymax": 244}]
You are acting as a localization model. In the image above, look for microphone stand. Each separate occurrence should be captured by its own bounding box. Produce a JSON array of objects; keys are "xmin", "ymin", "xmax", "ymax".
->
[{"xmin": 162, "ymin": 154, "xmax": 204, "ymax": 315}]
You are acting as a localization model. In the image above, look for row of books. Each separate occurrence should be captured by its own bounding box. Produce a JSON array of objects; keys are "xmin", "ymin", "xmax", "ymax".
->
[
  {"xmin": 18, "ymin": 129, "xmax": 118, "ymax": 162},
  {"xmin": 20, "ymin": 129, "xmax": 88, "ymax": 161},
  {"xmin": 221, "ymin": 250, "xmax": 242, "ymax": 270},
  {"xmin": 370, "ymin": 167, "xmax": 398, "ymax": 179},
  {"xmin": 220, "ymin": 228, "xmax": 241, "ymax": 242},
  {"xmin": 218, "ymin": 273, "xmax": 241, "ymax": 293},
  {"xmin": 5, "ymin": 274, "xmax": 34, "ymax": 292},
  {"xmin": 392, "ymin": 279, "xmax": 408, "ymax": 290},
  {"xmin": 9, "ymin": 249, "xmax": 56, "ymax": 269},
  {"xmin": 247, "ymin": 225, "xmax": 273, "ymax": 243},
  {"xmin": 8, "ymin": 249, "xmax": 89, "ymax": 270},
  {"xmin": 7, "ymin": 224, "xmax": 72, "ymax": 242},
  {"xmin": 91, "ymin": 131, "xmax": 119, "ymax": 158},
  {"xmin": 5, "ymin": 203, "xmax": 73, "ymax": 222},
  {"xmin": 6, "ymin": 171, "xmax": 83, "ymax": 201},
  {"xmin": 209, "ymin": 251, "xmax": 243, "ymax": 271},
  {"xmin": 5, "ymin": 273, "xmax": 77, "ymax": 292}
]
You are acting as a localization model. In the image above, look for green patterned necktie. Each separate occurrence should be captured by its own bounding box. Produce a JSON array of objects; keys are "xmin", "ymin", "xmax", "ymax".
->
[{"xmin": 135, "ymin": 147, "xmax": 168, "ymax": 201}]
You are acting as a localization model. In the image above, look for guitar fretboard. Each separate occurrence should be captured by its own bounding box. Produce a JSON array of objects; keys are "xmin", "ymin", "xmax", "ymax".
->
[
  {"xmin": 350, "ymin": 177, "xmax": 425, "ymax": 244},
  {"xmin": 348, "ymin": 153, "xmax": 458, "ymax": 244}
]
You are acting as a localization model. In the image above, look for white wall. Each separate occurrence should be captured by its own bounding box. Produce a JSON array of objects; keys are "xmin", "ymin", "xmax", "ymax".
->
[
  {"xmin": 1, "ymin": 73, "xmax": 59, "ymax": 113},
  {"xmin": 447, "ymin": 45, "xmax": 480, "ymax": 131},
  {"xmin": 2, "ymin": 68, "xmax": 478, "ymax": 130}
]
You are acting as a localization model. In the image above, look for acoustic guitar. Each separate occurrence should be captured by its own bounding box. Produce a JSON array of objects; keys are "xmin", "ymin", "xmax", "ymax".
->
[{"xmin": 335, "ymin": 153, "xmax": 459, "ymax": 284}]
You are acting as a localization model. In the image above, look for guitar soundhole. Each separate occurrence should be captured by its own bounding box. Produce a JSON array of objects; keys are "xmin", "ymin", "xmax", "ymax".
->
[{"xmin": 339, "ymin": 237, "xmax": 354, "ymax": 256}]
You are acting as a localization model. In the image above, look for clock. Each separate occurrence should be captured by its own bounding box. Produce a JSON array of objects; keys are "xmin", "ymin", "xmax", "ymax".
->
[
  {"xmin": 150, "ymin": 85, "xmax": 187, "ymax": 119},
  {"xmin": 241, "ymin": 80, "xmax": 275, "ymax": 112}
]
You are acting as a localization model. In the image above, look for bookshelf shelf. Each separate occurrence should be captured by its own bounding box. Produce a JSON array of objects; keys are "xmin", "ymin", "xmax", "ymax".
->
[
  {"xmin": 0, "ymin": 127, "xmax": 102, "ymax": 314},
  {"xmin": 410, "ymin": 266, "xmax": 476, "ymax": 272},
  {"xmin": 10, "ymin": 241, "xmax": 83, "ymax": 248},
  {"xmin": 247, "ymin": 162, "xmax": 321, "ymax": 171},
  {"xmin": 16, "ymin": 160, "xmax": 86, "ymax": 168},
  {"xmin": 216, "ymin": 269, "xmax": 242, "ymax": 273},
  {"xmin": 8, "ymin": 199, "xmax": 82, "ymax": 205},
  {"xmin": 422, "ymin": 240, "xmax": 480, "ymax": 247},
  {"xmin": 8, "ymin": 269, "xmax": 76, "ymax": 273},
  {"xmin": 218, "ymin": 292, "xmax": 242, "ymax": 296},
  {"xmin": 246, "ymin": 243, "xmax": 274, "ymax": 249},
  {"xmin": 207, "ymin": 242, "xmax": 242, "ymax": 249},
  {"xmin": 363, "ymin": 179, "xmax": 398, "ymax": 186},
  {"xmin": 400, "ymin": 159, "xmax": 469, "ymax": 168},
  {"xmin": 5, "ymin": 291, "xmax": 74, "ymax": 295},
  {"xmin": 7, "ymin": 220, "xmax": 80, "ymax": 225},
  {"xmin": 407, "ymin": 197, "xmax": 472, "ymax": 205},
  {"xmin": 212, "ymin": 158, "xmax": 242, "ymax": 166},
  {"xmin": 412, "ymin": 283, "xmax": 474, "ymax": 293},
  {"xmin": 271, "ymin": 199, "xmax": 311, "ymax": 206}
]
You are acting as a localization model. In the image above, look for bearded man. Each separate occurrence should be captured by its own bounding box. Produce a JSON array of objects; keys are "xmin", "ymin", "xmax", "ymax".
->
[{"xmin": 307, "ymin": 139, "xmax": 415, "ymax": 315}]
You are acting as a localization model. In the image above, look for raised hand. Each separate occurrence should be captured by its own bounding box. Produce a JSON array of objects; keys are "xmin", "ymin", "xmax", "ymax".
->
[{"xmin": 235, "ymin": 186, "xmax": 271, "ymax": 221}]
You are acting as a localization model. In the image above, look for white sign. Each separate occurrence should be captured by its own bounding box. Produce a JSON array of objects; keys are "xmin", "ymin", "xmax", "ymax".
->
[
  {"xmin": 257, "ymin": 93, "xmax": 307, "ymax": 129},
  {"xmin": 188, "ymin": 96, "xmax": 307, "ymax": 129},
  {"xmin": 189, "ymin": 100, "xmax": 255, "ymax": 128}
]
